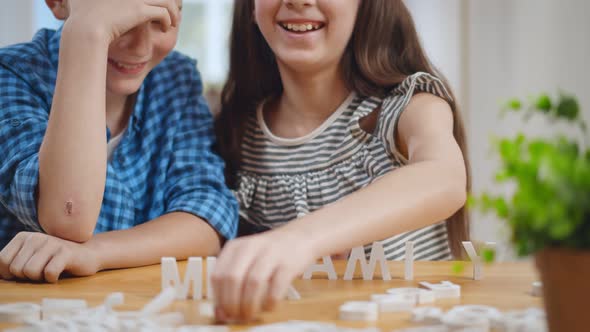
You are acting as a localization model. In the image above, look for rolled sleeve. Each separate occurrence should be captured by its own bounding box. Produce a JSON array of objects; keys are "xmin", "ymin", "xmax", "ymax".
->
[{"xmin": 164, "ymin": 68, "xmax": 239, "ymax": 240}]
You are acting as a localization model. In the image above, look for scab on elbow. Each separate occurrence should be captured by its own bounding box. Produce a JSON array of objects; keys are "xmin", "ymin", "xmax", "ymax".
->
[
  {"xmin": 39, "ymin": 200, "xmax": 96, "ymax": 243},
  {"xmin": 65, "ymin": 200, "xmax": 74, "ymax": 216}
]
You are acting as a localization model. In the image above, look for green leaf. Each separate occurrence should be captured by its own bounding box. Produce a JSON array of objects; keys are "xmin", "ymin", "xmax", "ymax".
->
[
  {"xmin": 556, "ymin": 95, "xmax": 580, "ymax": 120},
  {"xmin": 493, "ymin": 198, "xmax": 509, "ymax": 219},
  {"xmin": 466, "ymin": 195, "xmax": 477, "ymax": 209},
  {"xmin": 549, "ymin": 217, "xmax": 575, "ymax": 239},
  {"xmin": 482, "ymin": 248, "xmax": 496, "ymax": 263},
  {"xmin": 452, "ymin": 262, "xmax": 465, "ymax": 275},
  {"xmin": 556, "ymin": 137, "xmax": 579, "ymax": 156},
  {"xmin": 486, "ymin": 90, "xmax": 590, "ymax": 256},
  {"xmin": 507, "ymin": 98, "xmax": 523, "ymax": 111},
  {"xmin": 494, "ymin": 169, "xmax": 512, "ymax": 182},
  {"xmin": 535, "ymin": 94, "xmax": 552, "ymax": 112}
]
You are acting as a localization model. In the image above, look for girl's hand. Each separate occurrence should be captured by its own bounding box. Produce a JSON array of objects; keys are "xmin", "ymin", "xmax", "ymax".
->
[
  {"xmin": 0, "ymin": 232, "xmax": 100, "ymax": 283},
  {"xmin": 211, "ymin": 230, "xmax": 317, "ymax": 322},
  {"xmin": 64, "ymin": 0, "xmax": 181, "ymax": 44}
]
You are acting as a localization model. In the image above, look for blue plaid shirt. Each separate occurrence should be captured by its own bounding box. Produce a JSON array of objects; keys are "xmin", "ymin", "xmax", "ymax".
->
[{"xmin": 0, "ymin": 28, "xmax": 238, "ymax": 249}]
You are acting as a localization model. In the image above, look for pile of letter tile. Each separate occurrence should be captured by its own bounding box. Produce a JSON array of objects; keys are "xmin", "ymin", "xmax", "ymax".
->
[{"xmin": 0, "ymin": 284, "xmax": 546, "ymax": 332}]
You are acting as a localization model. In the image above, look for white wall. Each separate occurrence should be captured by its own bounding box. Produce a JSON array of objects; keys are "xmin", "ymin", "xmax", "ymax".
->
[
  {"xmin": 468, "ymin": 0, "xmax": 590, "ymax": 260},
  {"xmin": 408, "ymin": 0, "xmax": 590, "ymax": 260},
  {"xmin": 0, "ymin": 0, "xmax": 34, "ymax": 47},
  {"xmin": 405, "ymin": 0, "xmax": 467, "ymax": 111}
]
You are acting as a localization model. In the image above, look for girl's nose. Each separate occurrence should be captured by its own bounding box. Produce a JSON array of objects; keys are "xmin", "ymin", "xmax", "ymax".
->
[{"xmin": 285, "ymin": 0, "xmax": 314, "ymax": 11}]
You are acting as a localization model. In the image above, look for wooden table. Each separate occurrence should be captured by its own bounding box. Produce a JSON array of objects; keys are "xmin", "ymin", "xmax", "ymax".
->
[{"xmin": 0, "ymin": 261, "xmax": 543, "ymax": 331}]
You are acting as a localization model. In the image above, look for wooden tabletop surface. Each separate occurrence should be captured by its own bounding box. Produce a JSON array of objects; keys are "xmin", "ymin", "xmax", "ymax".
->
[{"xmin": 0, "ymin": 260, "xmax": 543, "ymax": 331}]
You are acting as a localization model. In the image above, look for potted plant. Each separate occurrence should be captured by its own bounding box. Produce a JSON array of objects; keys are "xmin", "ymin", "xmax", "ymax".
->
[{"xmin": 471, "ymin": 92, "xmax": 589, "ymax": 332}]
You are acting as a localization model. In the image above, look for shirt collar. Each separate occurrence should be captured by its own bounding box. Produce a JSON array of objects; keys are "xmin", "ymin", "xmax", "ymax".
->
[
  {"xmin": 47, "ymin": 26, "xmax": 62, "ymax": 72},
  {"xmin": 129, "ymin": 82, "xmax": 147, "ymax": 133}
]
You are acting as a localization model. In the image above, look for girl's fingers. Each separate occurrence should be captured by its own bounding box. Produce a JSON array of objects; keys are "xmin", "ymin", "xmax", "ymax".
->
[
  {"xmin": 225, "ymin": 262, "xmax": 252, "ymax": 321},
  {"xmin": 239, "ymin": 255, "xmax": 277, "ymax": 321},
  {"xmin": 9, "ymin": 234, "xmax": 47, "ymax": 279},
  {"xmin": 213, "ymin": 239, "xmax": 261, "ymax": 320},
  {"xmin": 23, "ymin": 242, "xmax": 59, "ymax": 281},
  {"xmin": 263, "ymin": 265, "xmax": 295, "ymax": 312},
  {"xmin": 44, "ymin": 247, "xmax": 69, "ymax": 283}
]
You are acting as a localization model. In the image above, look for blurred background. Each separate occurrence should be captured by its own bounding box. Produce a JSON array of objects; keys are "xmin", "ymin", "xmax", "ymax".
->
[{"xmin": 1, "ymin": 0, "xmax": 589, "ymax": 260}]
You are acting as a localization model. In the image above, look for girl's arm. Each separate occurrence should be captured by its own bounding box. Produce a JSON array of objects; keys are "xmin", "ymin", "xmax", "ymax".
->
[
  {"xmin": 211, "ymin": 93, "xmax": 467, "ymax": 322},
  {"xmin": 0, "ymin": 212, "xmax": 221, "ymax": 282},
  {"xmin": 279, "ymin": 93, "xmax": 466, "ymax": 256}
]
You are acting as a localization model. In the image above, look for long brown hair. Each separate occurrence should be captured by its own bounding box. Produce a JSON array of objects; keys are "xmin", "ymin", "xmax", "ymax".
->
[{"xmin": 215, "ymin": 0, "xmax": 471, "ymax": 258}]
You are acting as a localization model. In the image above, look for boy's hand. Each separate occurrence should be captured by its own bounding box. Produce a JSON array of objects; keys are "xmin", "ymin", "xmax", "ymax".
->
[
  {"xmin": 211, "ymin": 230, "xmax": 316, "ymax": 322},
  {"xmin": 0, "ymin": 232, "xmax": 100, "ymax": 283},
  {"xmin": 64, "ymin": 0, "xmax": 181, "ymax": 43}
]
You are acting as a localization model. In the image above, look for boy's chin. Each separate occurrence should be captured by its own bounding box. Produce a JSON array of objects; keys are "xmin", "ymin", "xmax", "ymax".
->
[{"xmin": 106, "ymin": 81, "xmax": 143, "ymax": 98}]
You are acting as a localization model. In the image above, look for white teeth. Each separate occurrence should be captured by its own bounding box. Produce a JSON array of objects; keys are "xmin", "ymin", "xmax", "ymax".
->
[{"xmin": 281, "ymin": 22, "xmax": 322, "ymax": 32}]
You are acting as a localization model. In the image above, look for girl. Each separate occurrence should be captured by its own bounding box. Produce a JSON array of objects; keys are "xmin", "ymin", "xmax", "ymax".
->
[{"xmin": 213, "ymin": 0, "xmax": 470, "ymax": 321}]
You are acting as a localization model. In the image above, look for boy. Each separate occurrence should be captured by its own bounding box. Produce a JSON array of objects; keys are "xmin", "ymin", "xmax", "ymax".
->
[{"xmin": 0, "ymin": 0, "xmax": 237, "ymax": 282}]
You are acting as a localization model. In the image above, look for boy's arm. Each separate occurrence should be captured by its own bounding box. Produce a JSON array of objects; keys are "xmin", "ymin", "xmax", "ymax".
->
[
  {"xmin": 88, "ymin": 64, "xmax": 239, "ymax": 270},
  {"xmin": 161, "ymin": 65, "xmax": 239, "ymax": 243},
  {"xmin": 37, "ymin": 1, "xmax": 180, "ymax": 242},
  {"xmin": 0, "ymin": 212, "xmax": 221, "ymax": 282},
  {"xmin": 80, "ymin": 64, "xmax": 240, "ymax": 272},
  {"xmin": 36, "ymin": 24, "xmax": 110, "ymax": 242},
  {"xmin": 90, "ymin": 212, "xmax": 223, "ymax": 270},
  {"xmin": 0, "ymin": 62, "xmax": 238, "ymax": 282}
]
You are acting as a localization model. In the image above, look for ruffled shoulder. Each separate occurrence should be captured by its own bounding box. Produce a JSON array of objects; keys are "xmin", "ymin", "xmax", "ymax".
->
[
  {"xmin": 375, "ymin": 72, "xmax": 454, "ymax": 164},
  {"xmin": 391, "ymin": 72, "xmax": 453, "ymax": 101}
]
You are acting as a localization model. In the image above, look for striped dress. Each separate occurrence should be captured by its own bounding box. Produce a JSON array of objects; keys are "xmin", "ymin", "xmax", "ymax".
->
[{"xmin": 235, "ymin": 72, "xmax": 454, "ymax": 261}]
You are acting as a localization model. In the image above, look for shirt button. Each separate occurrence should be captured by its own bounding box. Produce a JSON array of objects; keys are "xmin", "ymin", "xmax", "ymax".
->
[{"xmin": 10, "ymin": 119, "xmax": 21, "ymax": 127}]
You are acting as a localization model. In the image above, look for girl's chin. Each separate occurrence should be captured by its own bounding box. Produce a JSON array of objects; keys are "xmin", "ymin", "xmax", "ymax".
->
[{"xmin": 278, "ymin": 57, "xmax": 332, "ymax": 73}]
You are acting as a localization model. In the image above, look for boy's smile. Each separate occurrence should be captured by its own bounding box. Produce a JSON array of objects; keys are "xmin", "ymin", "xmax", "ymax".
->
[
  {"xmin": 47, "ymin": 0, "xmax": 183, "ymax": 98},
  {"xmin": 107, "ymin": 59, "xmax": 148, "ymax": 76},
  {"xmin": 105, "ymin": 18, "xmax": 180, "ymax": 97}
]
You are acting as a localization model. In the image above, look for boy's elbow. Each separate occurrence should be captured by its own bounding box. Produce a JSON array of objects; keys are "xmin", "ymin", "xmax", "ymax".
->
[{"xmin": 38, "ymin": 208, "xmax": 97, "ymax": 243}]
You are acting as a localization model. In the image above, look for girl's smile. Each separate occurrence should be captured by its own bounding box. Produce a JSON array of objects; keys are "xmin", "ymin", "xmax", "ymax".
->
[
  {"xmin": 278, "ymin": 21, "xmax": 325, "ymax": 32},
  {"xmin": 255, "ymin": 0, "xmax": 360, "ymax": 73}
]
